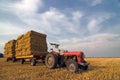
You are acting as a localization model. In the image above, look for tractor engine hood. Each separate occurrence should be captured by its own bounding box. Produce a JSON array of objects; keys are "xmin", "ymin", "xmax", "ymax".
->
[
  {"xmin": 63, "ymin": 51, "xmax": 86, "ymax": 63},
  {"xmin": 63, "ymin": 51, "xmax": 84, "ymax": 57}
]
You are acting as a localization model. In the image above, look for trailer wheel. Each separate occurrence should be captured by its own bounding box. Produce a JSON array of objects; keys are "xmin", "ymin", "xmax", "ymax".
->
[
  {"xmin": 45, "ymin": 53, "xmax": 58, "ymax": 69},
  {"xmin": 6, "ymin": 58, "xmax": 9, "ymax": 62},
  {"xmin": 12, "ymin": 57, "xmax": 16, "ymax": 62},
  {"xmin": 31, "ymin": 58, "xmax": 37, "ymax": 66},
  {"xmin": 66, "ymin": 60, "xmax": 78, "ymax": 72},
  {"xmin": 20, "ymin": 59, "xmax": 25, "ymax": 64}
]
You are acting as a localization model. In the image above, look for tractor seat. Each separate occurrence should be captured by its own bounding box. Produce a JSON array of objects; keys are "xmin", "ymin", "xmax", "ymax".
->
[{"xmin": 59, "ymin": 50, "xmax": 64, "ymax": 55}]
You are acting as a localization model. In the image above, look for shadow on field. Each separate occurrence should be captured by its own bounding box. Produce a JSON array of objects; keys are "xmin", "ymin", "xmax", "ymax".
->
[
  {"xmin": 76, "ymin": 65, "xmax": 107, "ymax": 74},
  {"xmin": 88, "ymin": 65, "xmax": 106, "ymax": 70}
]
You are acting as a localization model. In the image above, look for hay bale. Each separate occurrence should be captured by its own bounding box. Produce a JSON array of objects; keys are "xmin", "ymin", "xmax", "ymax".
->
[
  {"xmin": 24, "ymin": 30, "xmax": 46, "ymax": 38},
  {"xmin": 17, "ymin": 34, "xmax": 24, "ymax": 40},
  {"xmin": 15, "ymin": 30, "xmax": 47, "ymax": 56},
  {"xmin": 4, "ymin": 40, "xmax": 16, "ymax": 58}
]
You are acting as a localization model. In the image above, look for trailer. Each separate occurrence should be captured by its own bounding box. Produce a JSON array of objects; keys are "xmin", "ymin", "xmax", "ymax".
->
[
  {"xmin": 5, "ymin": 30, "xmax": 48, "ymax": 66},
  {"xmin": 15, "ymin": 54, "xmax": 47, "ymax": 66}
]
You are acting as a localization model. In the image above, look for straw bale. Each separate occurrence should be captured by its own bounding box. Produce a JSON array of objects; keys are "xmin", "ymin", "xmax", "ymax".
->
[
  {"xmin": 4, "ymin": 40, "xmax": 16, "ymax": 58},
  {"xmin": 24, "ymin": 30, "xmax": 46, "ymax": 38},
  {"xmin": 15, "ymin": 30, "xmax": 47, "ymax": 56},
  {"xmin": 17, "ymin": 34, "xmax": 24, "ymax": 40}
]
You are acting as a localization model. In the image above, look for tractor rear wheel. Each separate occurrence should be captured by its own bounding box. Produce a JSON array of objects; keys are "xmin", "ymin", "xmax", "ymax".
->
[
  {"xmin": 45, "ymin": 53, "xmax": 58, "ymax": 69},
  {"xmin": 66, "ymin": 60, "xmax": 78, "ymax": 72}
]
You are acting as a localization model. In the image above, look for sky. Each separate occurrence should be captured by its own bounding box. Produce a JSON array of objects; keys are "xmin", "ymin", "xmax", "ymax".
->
[{"xmin": 0, "ymin": 0, "xmax": 120, "ymax": 57}]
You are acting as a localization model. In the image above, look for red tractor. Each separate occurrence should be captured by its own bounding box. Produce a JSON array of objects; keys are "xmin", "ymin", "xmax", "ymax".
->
[{"xmin": 45, "ymin": 43, "xmax": 89, "ymax": 72}]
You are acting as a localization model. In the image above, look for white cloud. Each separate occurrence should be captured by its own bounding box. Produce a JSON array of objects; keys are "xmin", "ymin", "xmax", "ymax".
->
[
  {"xmin": 0, "ymin": 44, "xmax": 4, "ymax": 53},
  {"xmin": 1, "ymin": 0, "xmax": 84, "ymax": 35},
  {"xmin": 72, "ymin": 11, "xmax": 83, "ymax": 22},
  {"xmin": 87, "ymin": 19, "xmax": 99, "ymax": 33},
  {"xmin": 59, "ymin": 33, "xmax": 120, "ymax": 50},
  {"xmin": 14, "ymin": 6, "xmax": 84, "ymax": 35},
  {"xmin": 0, "ymin": 22, "xmax": 26, "ymax": 35},
  {"xmin": 58, "ymin": 33, "xmax": 120, "ymax": 57},
  {"xmin": 87, "ymin": 13, "xmax": 113, "ymax": 34},
  {"xmin": 0, "ymin": 22, "xmax": 27, "ymax": 53},
  {"xmin": 14, "ymin": 0, "xmax": 43, "ymax": 13},
  {"xmin": 91, "ymin": 0, "xmax": 103, "ymax": 6}
]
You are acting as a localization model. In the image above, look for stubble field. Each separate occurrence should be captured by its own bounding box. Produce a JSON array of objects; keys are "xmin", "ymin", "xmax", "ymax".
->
[{"xmin": 0, "ymin": 58, "xmax": 120, "ymax": 80}]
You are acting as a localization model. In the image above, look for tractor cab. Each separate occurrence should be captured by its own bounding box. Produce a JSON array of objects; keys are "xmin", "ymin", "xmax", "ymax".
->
[
  {"xmin": 49, "ymin": 43, "xmax": 59, "ymax": 52},
  {"xmin": 49, "ymin": 43, "xmax": 66, "ymax": 55}
]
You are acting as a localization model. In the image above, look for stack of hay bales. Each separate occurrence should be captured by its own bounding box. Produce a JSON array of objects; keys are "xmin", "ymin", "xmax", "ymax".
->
[
  {"xmin": 15, "ymin": 30, "xmax": 47, "ymax": 57},
  {"xmin": 4, "ymin": 40, "xmax": 16, "ymax": 58}
]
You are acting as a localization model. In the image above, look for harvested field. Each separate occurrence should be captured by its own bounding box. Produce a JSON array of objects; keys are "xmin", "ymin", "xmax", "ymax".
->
[{"xmin": 0, "ymin": 58, "xmax": 120, "ymax": 80}]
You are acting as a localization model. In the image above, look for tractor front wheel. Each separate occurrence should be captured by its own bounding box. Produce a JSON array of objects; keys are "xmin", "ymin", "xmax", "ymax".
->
[
  {"xmin": 66, "ymin": 60, "xmax": 78, "ymax": 72},
  {"xmin": 45, "ymin": 53, "xmax": 58, "ymax": 69}
]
